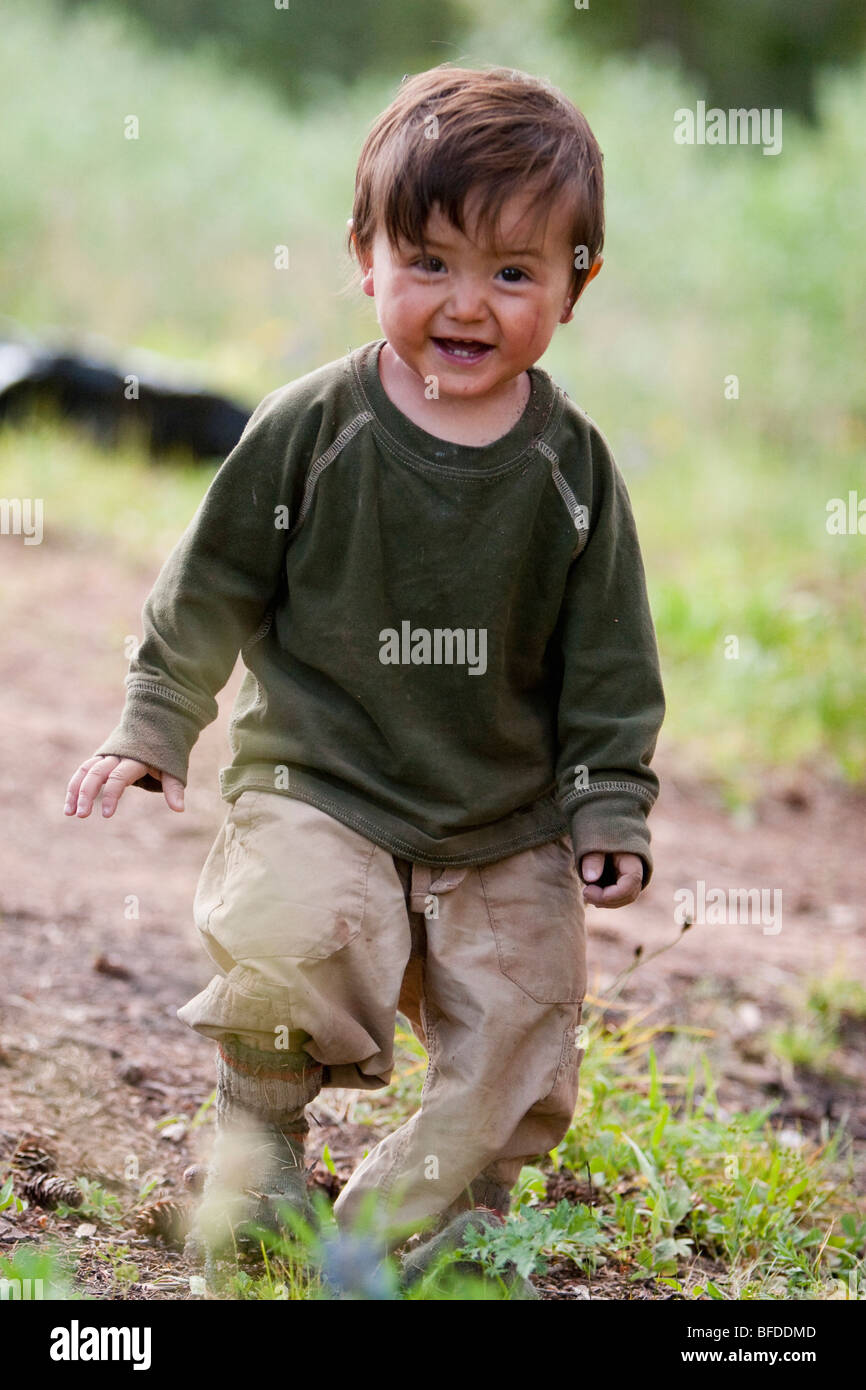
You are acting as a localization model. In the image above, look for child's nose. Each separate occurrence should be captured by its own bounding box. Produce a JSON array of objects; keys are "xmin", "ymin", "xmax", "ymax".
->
[{"xmin": 443, "ymin": 275, "xmax": 488, "ymax": 321}]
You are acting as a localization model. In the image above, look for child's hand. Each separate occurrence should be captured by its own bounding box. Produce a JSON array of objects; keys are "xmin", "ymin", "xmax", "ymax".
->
[
  {"xmin": 64, "ymin": 755, "xmax": 184, "ymax": 819},
  {"xmin": 579, "ymin": 851, "xmax": 643, "ymax": 908}
]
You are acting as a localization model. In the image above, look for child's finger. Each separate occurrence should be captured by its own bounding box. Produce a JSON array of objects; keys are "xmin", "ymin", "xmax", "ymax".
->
[
  {"xmin": 63, "ymin": 754, "xmax": 106, "ymax": 814},
  {"xmin": 67, "ymin": 755, "xmax": 121, "ymax": 818},
  {"xmin": 583, "ymin": 865, "xmax": 642, "ymax": 908},
  {"xmin": 161, "ymin": 773, "xmax": 185, "ymax": 811},
  {"xmin": 99, "ymin": 762, "xmax": 141, "ymax": 818},
  {"xmin": 579, "ymin": 851, "xmax": 606, "ymax": 883}
]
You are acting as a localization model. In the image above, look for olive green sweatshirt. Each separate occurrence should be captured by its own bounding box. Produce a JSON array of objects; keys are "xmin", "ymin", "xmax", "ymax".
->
[{"xmin": 97, "ymin": 338, "xmax": 665, "ymax": 881}]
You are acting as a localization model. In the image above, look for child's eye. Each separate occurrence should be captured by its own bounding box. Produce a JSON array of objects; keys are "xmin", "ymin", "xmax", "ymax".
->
[
  {"xmin": 498, "ymin": 266, "xmax": 528, "ymax": 283},
  {"xmin": 414, "ymin": 256, "xmax": 445, "ymax": 273}
]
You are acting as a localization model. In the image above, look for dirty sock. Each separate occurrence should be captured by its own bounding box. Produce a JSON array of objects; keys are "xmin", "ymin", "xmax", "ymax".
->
[{"xmin": 216, "ymin": 1032, "xmax": 324, "ymax": 1134}]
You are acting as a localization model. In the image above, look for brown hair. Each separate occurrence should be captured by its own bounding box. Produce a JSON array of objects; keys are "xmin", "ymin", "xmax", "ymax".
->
[{"xmin": 346, "ymin": 64, "xmax": 604, "ymax": 305}]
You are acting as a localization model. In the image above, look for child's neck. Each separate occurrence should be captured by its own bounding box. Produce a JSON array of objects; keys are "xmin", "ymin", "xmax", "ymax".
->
[{"xmin": 378, "ymin": 342, "xmax": 531, "ymax": 448}]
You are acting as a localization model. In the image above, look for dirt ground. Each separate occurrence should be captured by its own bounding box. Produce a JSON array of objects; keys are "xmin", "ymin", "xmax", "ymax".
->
[{"xmin": 1, "ymin": 529, "xmax": 864, "ymax": 1300}]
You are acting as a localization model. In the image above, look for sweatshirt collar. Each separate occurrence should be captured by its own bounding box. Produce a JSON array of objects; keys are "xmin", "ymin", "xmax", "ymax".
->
[{"xmin": 352, "ymin": 337, "xmax": 558, "ymax": 472}]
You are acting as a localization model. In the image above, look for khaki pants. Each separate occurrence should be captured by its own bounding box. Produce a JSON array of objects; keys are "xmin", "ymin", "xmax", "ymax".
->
[{"xmin": 178, "ymin": 790, "xmax": 587, "ymax": 1235}]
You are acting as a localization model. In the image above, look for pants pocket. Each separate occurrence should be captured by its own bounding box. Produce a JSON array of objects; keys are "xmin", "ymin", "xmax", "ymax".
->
[
  {"xmin": 479, "ymin": 833, "xmax": 586, "ymax": 1004},
  {"xmin": 530, "ymin": 1001, "xmax": 586, "ymax": 1134},
  {"xmin": 192, "ymin": 790, "xmax": 264, "ymax": 973},
  {"xmin": 202, "ymin": 793, "xmax": 377, "ymax": 964}
]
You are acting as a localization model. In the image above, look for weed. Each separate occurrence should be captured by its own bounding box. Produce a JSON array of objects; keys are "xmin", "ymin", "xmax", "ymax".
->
[
  {"xmin": 0, "ymin": 1243, "xmax": 83, "ymax": 1300},
  {"xmin": 92, "ymin": 1244, "xmax": 140, "ymax": 1292},
  {"xmin": 56, "ymin": 1178, "xmax": 124, "ymax": 1227}
]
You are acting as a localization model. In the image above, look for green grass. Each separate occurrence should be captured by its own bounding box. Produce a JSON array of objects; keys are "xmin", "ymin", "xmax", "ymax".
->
[
  {"xmin": 2, "ymin": 958, "xmax": 860, "ymax": 1300},
  {"xmin": 763, "ymin": 969, "xmax": 866, "ymax": 1076},
  {"xmin": 0, "ymin": 409, "xmax": 216, "ymax": 565},
  {"xmin": 554, "ymin": 1026, "xmax": 862, "ymax": 1299},
  {"xmin": 182, "ymin": 962, "xmax": 864, "ymax": 1300},
  {"xmin": 237, "ymin": 949, "xmax": 864, "ymax": 1301},
  {"xmin": 0, "ymin": 1244, "xmax": 83, "ymax": 1301}
]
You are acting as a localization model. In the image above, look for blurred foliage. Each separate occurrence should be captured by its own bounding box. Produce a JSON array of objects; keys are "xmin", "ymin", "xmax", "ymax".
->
[
  {"xmin": 62, "ymin": 0, "xmax": 469, "ymax": 106},
  {"xmin": 544, "ymin": 0, "xmax": 866, "ymax": 120},
  {"xmin": 62, "ymin": 0, "xmax": 866, "ymax": 117}
]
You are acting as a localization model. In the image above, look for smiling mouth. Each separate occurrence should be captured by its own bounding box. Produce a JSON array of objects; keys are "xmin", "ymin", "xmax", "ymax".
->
[{"xmin": 432, "ymin": 337, "xmax": 494, "ymax": 361}]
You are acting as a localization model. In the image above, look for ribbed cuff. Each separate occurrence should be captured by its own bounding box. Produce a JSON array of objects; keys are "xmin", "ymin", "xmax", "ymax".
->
[
  {"xmin": 216, "ymin": 1037, "xmax": 323, "ymax": 1130},
  {"xmin": 95, "ymin": 691, "xmax": 204, "ymax": 789},
  {"xmin": 567, "ymin": 790, "xmax": 654, "ymax": 889}
]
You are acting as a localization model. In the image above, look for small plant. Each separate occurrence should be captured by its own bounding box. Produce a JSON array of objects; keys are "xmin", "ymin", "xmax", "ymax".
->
[
  {"xmin": 550, "ymin": 984, "xmax": 865, "ymax": 1299},
  {"xmin": 189, "ymin": 1089, "xmax": 217, "ymax": 1131},
  {"xmin": 0, "ymin": 1243, "xmax": 83, "ymax": 1301},
  {"xmin": 320, "ymin": 1143, "xmax": 337, "ymax": 1176},
  {"xmin": 806, "ymin": 972, "xmax": 866, "ymax": 1025},
  {"xmin": 766, "ymin": 1022, "xmax": 838, "ymax": 1074},
  {"xmin": 135, "ymin": 1172, "xmax": 164, "ymax": 1204},
  {"xmin": 92, "ymin": 1244, "xmax": 140, "ymax": 1292},
  {"xmin": 510, "ymin": 1165, "xmax": 548, "ymax": 1212},
  {"xmin": 0, "ymin": 1175, "xmax": 25, "ymax": 1217},
  {"xmin": 760, "ymin": 969, "xmax": 866, "ymax": 1078},
  {"xmin": 456, "ymin": 1200, "xmax": 607, "ymax": 1282},
  {"xmin": 404, "ymin": 1199, "xmax": 608, "ymax": 1300},
  {"xmin": 56, "ymin": 1178, "xmax": 124, "ymax": 1227}
]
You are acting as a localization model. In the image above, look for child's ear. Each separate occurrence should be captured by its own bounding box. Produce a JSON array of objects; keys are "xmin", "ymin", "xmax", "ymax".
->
[
  {"xmin": 360, "ymin": 259, "xmax": 375, "ymax": 298},
  {"xmin": 347, "ymin": 220, "xmax": 375, "ymax": 297}
]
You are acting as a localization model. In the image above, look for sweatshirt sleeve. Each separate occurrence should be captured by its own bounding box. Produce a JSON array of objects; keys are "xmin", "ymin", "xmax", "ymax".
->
[
  {"xmin": 553, "ymin": 420, "xmax": 666, "ymax": 888},
  {"xmin": 94, "ymin": 388, "xmax": 295, "ymax": 792}
]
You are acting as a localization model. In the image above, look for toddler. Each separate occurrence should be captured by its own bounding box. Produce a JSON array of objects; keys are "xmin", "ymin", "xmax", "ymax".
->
[{"xmin": 64, "ymin": 64, "xmax": 665, "ymax": 1289}]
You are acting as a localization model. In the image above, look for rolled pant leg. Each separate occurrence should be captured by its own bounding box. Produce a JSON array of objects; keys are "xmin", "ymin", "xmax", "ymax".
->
[
  {"xmin": 334, "ymin": 834, "xmax": 586, "ymax": 1239},
  {"xmin": 177, "ymin": 790, "xmax": 412, "ymax": 1089},
  {"xmin": 179, "ymin": 791, "xmax": 417, "ymax": 1259}
]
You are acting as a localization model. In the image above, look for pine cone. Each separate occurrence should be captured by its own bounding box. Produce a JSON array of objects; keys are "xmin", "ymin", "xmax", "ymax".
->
[
  {"xmin": 134, "ymin": 1197, "xmax": 190, "ymax": 1246},
  {"xmin": 15, "ymin": 1141, "xmax": 57, "ymax": 1173},
  {"xmin": 23, "ymin": 1173, "xmax": 83, "ymax": 1209}
]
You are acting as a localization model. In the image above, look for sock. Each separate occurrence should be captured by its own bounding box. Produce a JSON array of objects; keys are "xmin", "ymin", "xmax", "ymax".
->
[
  {"xmin": 216, "ymin": 1032, "xmax": 324, "ymax": 1138},
  {"xmin": 202, "ymin": 1034, "xmax": 325, "ymax": 1234}
]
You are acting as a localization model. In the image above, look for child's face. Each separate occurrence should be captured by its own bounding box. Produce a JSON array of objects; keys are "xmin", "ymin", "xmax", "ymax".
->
[{"xmin": 357, "ymin": 187, "xmax": 598, "ymax": 401}]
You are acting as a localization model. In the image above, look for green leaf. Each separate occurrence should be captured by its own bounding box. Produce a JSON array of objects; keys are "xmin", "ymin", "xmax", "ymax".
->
[
  {"xmin": 618, "ymin": 1130, "xmax": 662, "ymax": 1195},
  {"xmin": 189, "ymin": 1089, "xmax": 217, "ymax": 1131},
  {"xmin": 512, "ymin": 1166, "xmax": 547, "ymax": 1211},
  {"xmin": 648, "ymin": 1047, "xmax": 660, "ymax": 1107}
]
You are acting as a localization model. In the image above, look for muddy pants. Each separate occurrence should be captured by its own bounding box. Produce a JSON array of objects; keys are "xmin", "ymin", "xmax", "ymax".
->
[{"xmin": 177, "ymin": 790, "xmax": 587, "ymax": 1235}]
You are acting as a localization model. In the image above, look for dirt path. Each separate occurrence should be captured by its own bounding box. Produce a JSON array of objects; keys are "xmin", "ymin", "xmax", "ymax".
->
[{"xmin": 1, "ymin": 530, "xmax": 864, "ymax": 1298}]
